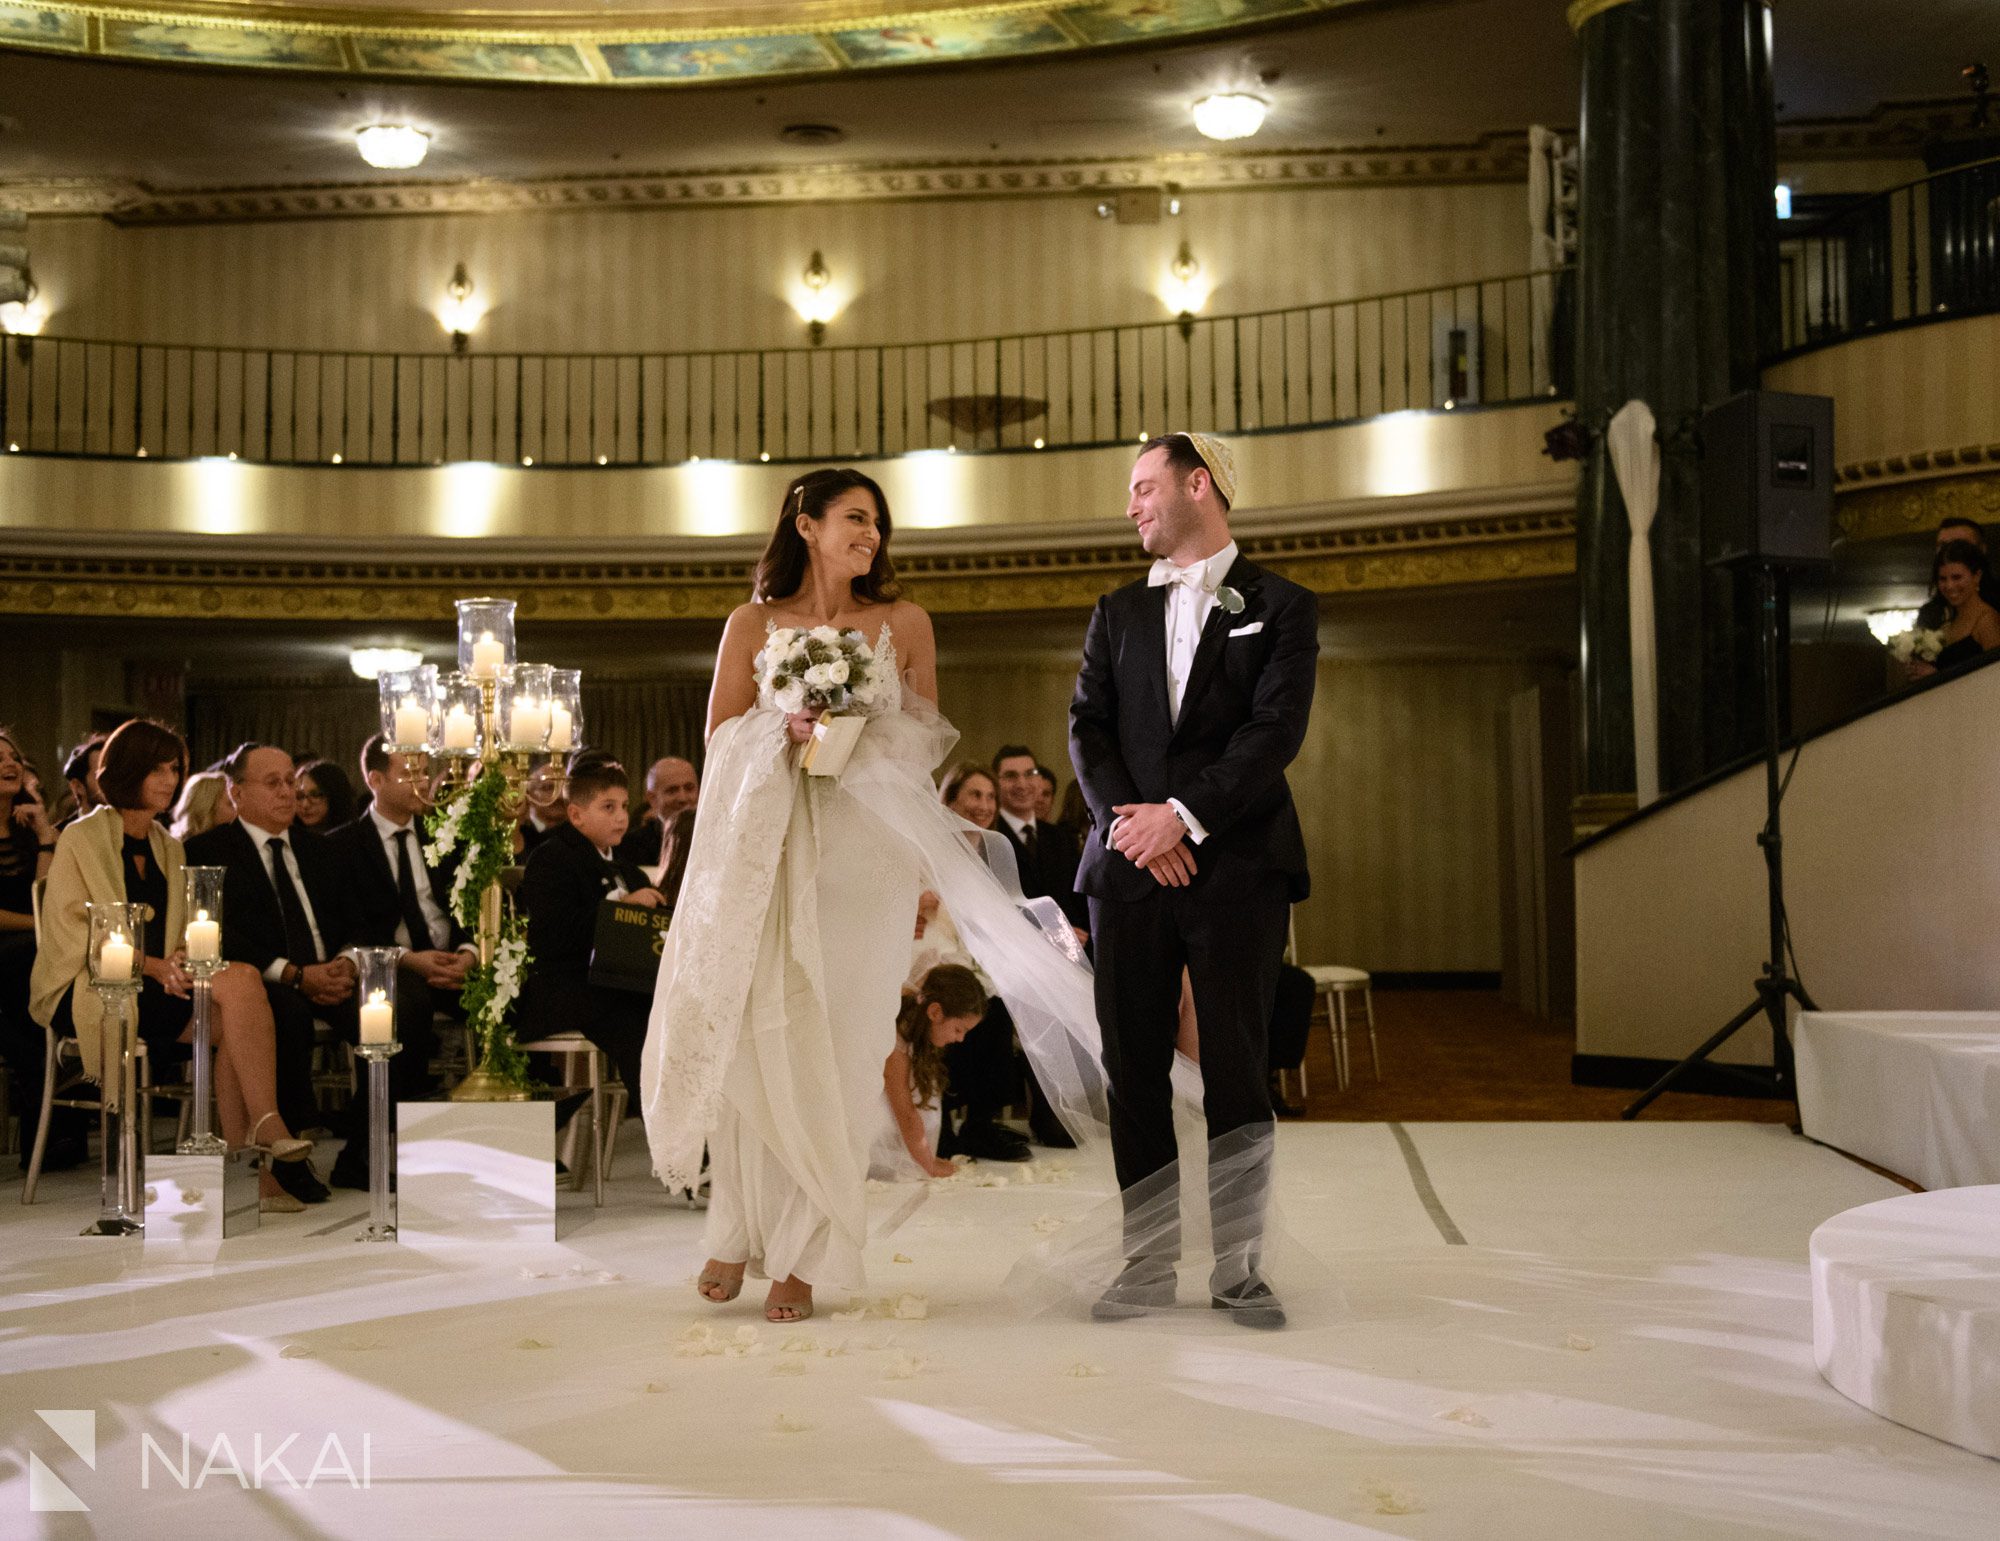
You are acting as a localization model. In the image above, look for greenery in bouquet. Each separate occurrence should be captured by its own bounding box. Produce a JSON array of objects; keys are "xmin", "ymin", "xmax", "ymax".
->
[{"xmin": 755, "ymin": 624, "xmax": 884, "ymax": 715}]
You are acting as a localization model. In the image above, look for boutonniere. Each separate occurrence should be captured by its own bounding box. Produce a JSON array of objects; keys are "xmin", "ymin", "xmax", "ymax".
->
[{"xmin": 1213, "ymin": 585, "xmax": 1246, "ymax": 615}]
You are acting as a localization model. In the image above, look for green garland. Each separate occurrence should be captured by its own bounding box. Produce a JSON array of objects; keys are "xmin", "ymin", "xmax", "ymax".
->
[{"xmin": 423, "ymin": 764, "xmax": 536, "ymax": 1093}]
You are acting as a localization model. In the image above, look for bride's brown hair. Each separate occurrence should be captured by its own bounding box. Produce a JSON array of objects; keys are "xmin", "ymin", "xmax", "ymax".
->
[
  {"xmin": 753, "ymin": 468, "xmax": 901, "ymax": 605},
  {"xmin": 895, "ymin": 963, "xmax": 987, "ymax": 1109}
]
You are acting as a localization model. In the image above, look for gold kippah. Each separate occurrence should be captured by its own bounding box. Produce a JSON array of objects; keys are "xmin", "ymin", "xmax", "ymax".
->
[{"xmin": 1181, "ymin": 432, "xmax": 1238, "ymax": 508}]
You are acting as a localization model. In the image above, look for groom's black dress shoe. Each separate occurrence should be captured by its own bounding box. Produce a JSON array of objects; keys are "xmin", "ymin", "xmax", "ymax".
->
[
  {"xmin": 1092, "ymin": 1263, "xmax": 1178, "ymax": 1321},
  {"xmin": 1210, "ymin": 1276, "xmax": 1287, "ymax": 1330}
]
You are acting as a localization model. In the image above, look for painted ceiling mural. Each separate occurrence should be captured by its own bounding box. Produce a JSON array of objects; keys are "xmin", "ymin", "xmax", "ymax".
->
[{"xmin": 0, "ymin": 0, "xmax": 1353, "ymax": 84}]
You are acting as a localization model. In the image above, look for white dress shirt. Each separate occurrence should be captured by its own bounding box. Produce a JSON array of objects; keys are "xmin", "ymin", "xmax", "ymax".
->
[
  {"xmin": 1149, "ymin": 538, "xmax": 1238, "ymax": 846},
  {"xmin": 368, "ymin": 805, "xmax": 455, "ymax": 952},
  {"xmin": 240, "ymin": 818, "xmax": 327, "ymax": 982}
]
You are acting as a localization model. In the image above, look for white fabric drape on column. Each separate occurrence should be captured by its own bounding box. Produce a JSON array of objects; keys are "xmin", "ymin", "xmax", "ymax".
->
[{"xmin": 1606, "ymin": 400, "xmax": 1662, "ymax": 806}]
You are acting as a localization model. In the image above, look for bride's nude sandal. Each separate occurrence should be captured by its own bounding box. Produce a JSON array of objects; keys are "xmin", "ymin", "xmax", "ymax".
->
[
  {"xmin": 697, "ymin": 1264, "xmax": 744, "ymax": 1303},
  {"xmin": 764, "ymin": 1285, "xmax": 813, "ymax": 1324}
]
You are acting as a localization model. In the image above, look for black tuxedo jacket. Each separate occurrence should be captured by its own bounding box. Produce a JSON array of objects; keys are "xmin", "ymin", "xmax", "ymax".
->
[
  {"xmin": 1070, "ymin": 553, "xmax": 1318, "ymax": 904},
  {"xmin": 997, "ymin": 817, "xmax": 1088, "ymax": 931},
  {"xmin": 182, "ymin": 819, "xmax": 357, "ymax": 971},
  {"xmin": 518, "ymin": 823, "xmax": 653, "ymax": 985},
  {"xmin": 321, "ymin": 813, "xmax": 471, "ymax": 953}
]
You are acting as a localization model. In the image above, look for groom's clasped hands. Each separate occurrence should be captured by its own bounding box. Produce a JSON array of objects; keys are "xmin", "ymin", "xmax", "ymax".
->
[{"xmin": 1108, "ymin": 802, "xmax": 1197, "ymax": 888}]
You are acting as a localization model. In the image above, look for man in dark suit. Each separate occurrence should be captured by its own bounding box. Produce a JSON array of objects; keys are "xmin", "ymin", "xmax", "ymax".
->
[
  {"xmin": 516, "ymin": 757, "xmax": 665, "ymax": 1107},
  {"xmin": 324, "ymin": 734, "xmax": 475, "ymax": 1029},
  {"xmin": 990, "ymin": 743, "xmax": 1087, "ymax": 1148},
  {"xmin": 186, "ymin": 742, "xmax": 432, "ymax": 1193},
  {"xmin": 1070, "ymin": 433, "xmax": 1318, "ymax": 1329},
  {"xmin": 616, "ymin": 755, "xmax": 699, "ymax": 867}
]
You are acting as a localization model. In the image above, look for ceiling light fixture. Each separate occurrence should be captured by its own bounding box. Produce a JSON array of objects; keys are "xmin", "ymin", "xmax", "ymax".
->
[
  {"xmin": 349, "ymin": 646, "xmax": 425, "ymax": 681},
  {"xmin": 356, "ymin": 124, "xmax": 430, "ymax": 170},
  {"xmin": 1192, "ymin": 93, "xmax": 1268, "ymax": 141}
]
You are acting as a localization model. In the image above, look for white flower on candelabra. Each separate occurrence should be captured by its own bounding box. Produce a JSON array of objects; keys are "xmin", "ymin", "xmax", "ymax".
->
[{"xmin": 490, "ymin": 935, "xmax": 528, "ymax": 1019}]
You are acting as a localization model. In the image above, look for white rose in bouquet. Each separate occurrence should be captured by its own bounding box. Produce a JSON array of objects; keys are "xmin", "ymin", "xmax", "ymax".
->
[
  {"xmin": 804, "ymin": 663, "xmax": 832, "ymax": 689},
  {"xmin": 809, "ymin": 625, "xmax": 841, "ymax": 646},
  {"xmin": 1887, "ymin": 628, "xmax": 1948, "ymax": 665},
  {"xmin": 829, "ymin": 659, "xmax": 851, "ymax": 685},
  {"xmin": 770, "ymin": 627, "xmax": 799, "ymax": 649},
  {"xmin": 774, "ymin": 682, "xmax": 808, "ymax": 715}
]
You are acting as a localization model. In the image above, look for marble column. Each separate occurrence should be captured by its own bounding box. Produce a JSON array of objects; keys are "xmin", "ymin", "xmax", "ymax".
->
[{"xmin": 1573, "ymin": 0, "xmax": 1779, "ymax": 797}]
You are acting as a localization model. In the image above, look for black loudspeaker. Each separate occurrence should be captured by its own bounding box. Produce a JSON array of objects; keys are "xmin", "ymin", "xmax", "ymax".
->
[{"xmin": 1700, "ymin": 389, "xmax": 1835, "ymax": 567}]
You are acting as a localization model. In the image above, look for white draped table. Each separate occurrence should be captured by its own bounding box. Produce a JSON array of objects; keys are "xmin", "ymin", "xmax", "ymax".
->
[{"xmin": 1795, "ymin": 1012, "xmax": 2000, "ymax": 1191}]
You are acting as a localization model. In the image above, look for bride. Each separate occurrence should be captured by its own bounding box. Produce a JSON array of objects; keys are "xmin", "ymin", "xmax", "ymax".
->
[{"xmin": 641, "ymin": 468, "xmax": 1105, "ymax": 1324}]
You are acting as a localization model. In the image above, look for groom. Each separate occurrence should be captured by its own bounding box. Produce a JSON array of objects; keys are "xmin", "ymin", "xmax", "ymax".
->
[{"xmin": 1069, "ymin": 433, "xmax": 1318, "ymax": 1329}]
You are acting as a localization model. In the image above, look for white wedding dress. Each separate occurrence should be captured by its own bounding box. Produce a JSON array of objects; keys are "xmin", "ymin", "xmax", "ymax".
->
[{"xmin": 640, "ymin": 624, "xmax": 1110, "ymax": 1293}]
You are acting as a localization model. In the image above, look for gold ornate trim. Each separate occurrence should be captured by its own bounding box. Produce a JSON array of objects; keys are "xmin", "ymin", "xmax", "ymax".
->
[
  {"xmin": 0, "ymin": 508, "xmax": 1575, "ymax": 620},
  {"xmin": 1, "ymin": 135, "xmax": 1531, "ymax": 224},
  {"xmin": 0, "ymin": 0, "xmax": 1349, "ymax": 86},
  {"xmin": 1833, "ymin": 442, "xmax": 2000, "ymax": 496},
  {"xmin": 1835, "ymin": 467, "xmax": 2000, "ymax": 546},
  {"xmin": 1568, "ymin": 0, "xmax": 1766, "ymax": 32}
]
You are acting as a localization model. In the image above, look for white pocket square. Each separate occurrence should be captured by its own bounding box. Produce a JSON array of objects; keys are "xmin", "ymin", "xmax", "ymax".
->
[{"xmin": 1227, "ymin": 622, "xmax": 1264, "ymax": 638}]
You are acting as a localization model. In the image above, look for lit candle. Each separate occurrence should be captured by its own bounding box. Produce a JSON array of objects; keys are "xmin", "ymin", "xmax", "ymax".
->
[
  {"xmin": 507, "ymin": 699, "xmax": 550, "ymax": 748},
  {"xmin": 100, "ymin": 932, "xmax": 135, "ymax": 982},
  {"xmin": 185, "ymin": 910, "xmax": 220, "ymax": 965},
  {"xmin": 548, "ymin": 701, "xmax": 574, "ymax": 752},
  {"xmin": 470, "ymin": 632, "xmax": 506, "ymax": 679},
  {"xmin": 359, "ymin": 988, "xmax": 393, "ymax": 1045},
  {"xmin": 392, "ymin": 698, "xmax": 430, "ymax": 747},
  {"xmin": 441, "ymin": 703, "xmax": 477, "ymax": 751}
]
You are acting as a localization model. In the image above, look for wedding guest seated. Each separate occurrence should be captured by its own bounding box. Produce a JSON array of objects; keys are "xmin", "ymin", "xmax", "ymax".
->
[
  {"xmin": 293, "ymin": 758, "xmax": 359, "ymax": 832},
  {"xmin": 0, "ymin": 726, "xmax": 82, "ymax": 1170},
  {"xmin": 515, "ymin": 772, "xmax": 565, "ymax": 859},
  {"xmin": 933, "ymin": 762, "xmax": 1030, "ymax": 1161},
  {"xmin": 28, "ymin": 720, "xmax": 315, "ymax": 1212},
  {"xmin": 618, "ymin": 755, "xmax": 699, "ymax": 867},
  {"xmin": 1909, "ymin": 539, "xmax": 2000, "ymax": 680},
  {"xmin": 1915, "ymin": 517, "xmax": 1999, "ymax": 629},
  {"xmin": 324, "ymin": 733, "xmax": 473, "ymax": 1034},
  {"xmin": 871, "ymin": 964, "xmax": 987, "ymax": 1180},
  {"xmin": 187, "ymin": 741, "xmax": 433, "ymax": 1193},
  {"xmin": 515, "ymin": 756, "xmax": 663, "ymax": 1108},
  {"xmin": 170, "ymin": 769, "xmax": 235, "ymax": 843},
  {"xmin": 1033, "ymin": 765, "xmax": 1059, "ymax": 823},
  {"xmin": 55, "ymin": 733, "xmax": 107, "ymax": 831}
]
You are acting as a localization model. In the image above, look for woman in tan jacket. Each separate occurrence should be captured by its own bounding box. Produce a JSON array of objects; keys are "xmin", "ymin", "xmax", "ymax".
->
[{"xmin": 29, "ymin": 720, "xmax": 317, "ymax": 1212}]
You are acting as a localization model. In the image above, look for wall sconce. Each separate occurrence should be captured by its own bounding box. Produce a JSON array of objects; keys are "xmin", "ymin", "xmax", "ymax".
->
[
  {"xmin": 799, "ymin": 250, "xmax": 834, "ymax": 345},
  {"xmin": 437, "ymin": 263, "xmax": 483, "ymax": 354},
  {"xmin": 1162, "ymin": 241, "xmax": 1206, "ymax": 340},
  {"xmin": 0, "ymin": 268, "xmax": 48, "ymax": 363}
]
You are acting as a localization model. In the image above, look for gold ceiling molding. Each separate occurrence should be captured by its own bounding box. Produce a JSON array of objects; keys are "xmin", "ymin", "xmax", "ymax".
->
[
  {"xmin": 0, "ymin": 507, "xmax": 1576, "ymax": 621},
  {"xmin": 1835, "ymin": 467, "xmax": 2000, "ymax": 547},
  {"xmin": 0, "ymin": 135, "xmax": 1531, "ymax": 225},
  {"xmin": 1567, "ymin": 0, "xmax": 1767, "ymax": 33},
  {"xmin": 0, "ymin": 0, "xmax": 1350, "ymax": 85},
  {"xmin": 1833, "ymin": 442, "xmax": 2000, "ymax": 494}
]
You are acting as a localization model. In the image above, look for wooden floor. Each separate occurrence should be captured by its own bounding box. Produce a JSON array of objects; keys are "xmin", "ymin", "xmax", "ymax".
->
[{"xmin": 1289, "ymin": 989, "xmax": 1797, "ymax": 1124}]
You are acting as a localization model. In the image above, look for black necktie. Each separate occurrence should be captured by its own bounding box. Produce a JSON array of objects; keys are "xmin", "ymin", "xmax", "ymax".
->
[
  {"xmin": 395, "ymin": 829, "xmax": 436, "ymax": 951},
  {"xmin": 267, "ymin": 836, "xmax": 318, "ymax": 965},
  {"xmin": 1021, "ymin": 821, "xmax": 1038, "ymax": 863}
]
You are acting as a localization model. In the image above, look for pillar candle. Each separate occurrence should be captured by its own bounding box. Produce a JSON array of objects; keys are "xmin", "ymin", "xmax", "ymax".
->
[
  {"xmin": 392, "ymin": 700, "xmax": 430, "ymax": 747},
  {"xmin": 441, "ymin": 704, "xmax": 477, "ymax": 751},
  {"xmin": 470, "ymin": 633, "xmax": 506, "ymax": 679},
  {"xmin": 548, "ymin": 702, "xmax": 574, "ymax": 752},
  {"xmin": 507, "ymin": 700, "xmax": 549, "ymax": 747},
  {"xmin": 359, "ymin": 988, "xmax": 394, "ymax": 1045},
  {"xmin": 100, "ymin": 933, "xmax": 135, "ymax": 982},
  {"xmin": 185, "ymin": 911, "xmax": 220, "ymax": 964}
]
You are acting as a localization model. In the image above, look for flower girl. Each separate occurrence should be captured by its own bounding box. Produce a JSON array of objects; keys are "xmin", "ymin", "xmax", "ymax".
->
[{"xmin": 871, "ymin": 964, "xmax": 988, "ymax": 1181}]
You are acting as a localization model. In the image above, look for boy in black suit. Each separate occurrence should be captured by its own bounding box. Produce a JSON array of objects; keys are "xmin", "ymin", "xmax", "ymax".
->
[{"xmin": 515, "ymin": 758, "xmax": 665, "ymax": 1110}]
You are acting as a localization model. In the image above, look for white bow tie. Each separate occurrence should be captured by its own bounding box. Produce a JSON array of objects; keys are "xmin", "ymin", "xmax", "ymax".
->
[{"xmin": 1148, "ymin": 559, "xmax": 1210, "ymax": 592}]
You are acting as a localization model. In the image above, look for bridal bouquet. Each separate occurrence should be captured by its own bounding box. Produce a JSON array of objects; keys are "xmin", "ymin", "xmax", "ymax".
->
[
  {"xmin": 1886, "ymin": 627, "xmax": 1946, "ymax": 665},
  {"xmin": 756, "ymin": 625, "xmax": 883, "ymax": 715}
]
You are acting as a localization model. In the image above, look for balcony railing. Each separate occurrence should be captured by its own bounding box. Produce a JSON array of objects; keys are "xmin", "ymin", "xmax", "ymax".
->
[
  {"xmin": 1777, "ymin": 155, "xmax": 2000, "ymax": 358},
  {"xmin": 0, "ymin": 270, "xmax": 1567, "ymax": 469}
]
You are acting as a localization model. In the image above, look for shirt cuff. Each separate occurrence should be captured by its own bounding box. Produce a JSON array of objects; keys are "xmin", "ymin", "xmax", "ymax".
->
[
  {"xmin": 1168, "ymin": 798, "xmax": 1210, "ymax": 846},
  {"xmin": 264, "ymin": 958, "xmax": 290, "ymax": 984}
]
